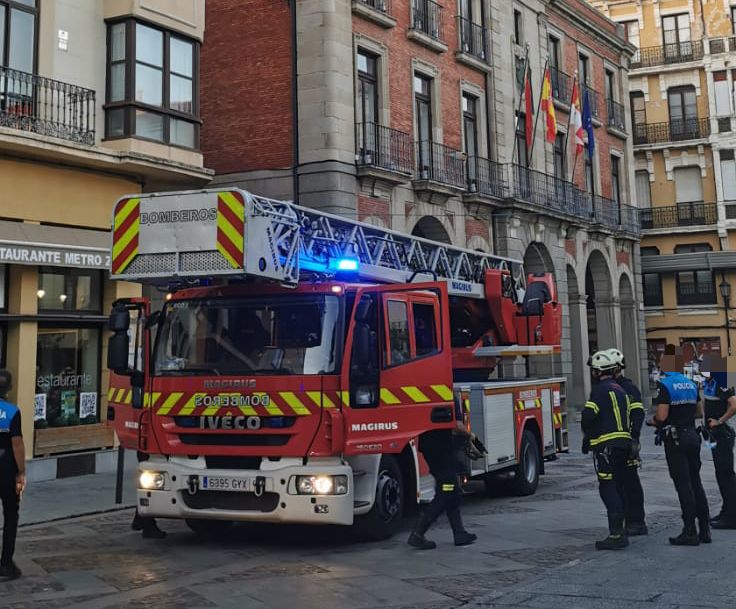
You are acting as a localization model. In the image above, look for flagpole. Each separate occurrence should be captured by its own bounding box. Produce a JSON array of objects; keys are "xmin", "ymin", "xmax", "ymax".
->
[
  {"xmin": 562, "ymin": 71, "xmax": 578, "ymax": 174},
  {"xmin": 528, "ymin": 57, "xmax": 549, "ymax": 166},
  {"xmin": 510, "ymin": 44, "xmax": 530, "ymax": 166}
]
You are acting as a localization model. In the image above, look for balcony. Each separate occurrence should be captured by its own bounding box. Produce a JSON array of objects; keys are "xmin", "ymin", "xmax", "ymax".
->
[
  {"xmin": 631, "ymin": 40, "xmax": 704, "ymax": 69},
  {"xmin": 581, "ymin": 84, "xmax": 600, "ymax": 120},
  {"xmin": 0, "ymin": 66, "xmax": 95, "ymax": 145},
  {"xmin": 509, "ymin": 164, "xmax": 593, "ymax": 218},
  {"xmin": 356, "ymin": 122, "xmax": 414, "ymax": 183},
  {"xmin": 678, "ymin": 282, "xmax": 716, "ymax": 306},
  {"xmin": 466, "ymin": 156, "xmax": 506, "ymax": 200},
  {"xmin": 639, "ymin": 202, "xmax": 718, "ymax": 230},
  {"xmin": 708, "ymin": 37, "xmax": 736, "ymax": 55},
  {"xmin": 549, "ymin": 66, "xmax": 572, "ymax": 103},
  {"xmin": 352, "ymin": 0, "xmax": 396, "ymax": 28},
  {"xmin": 606, "ymin": 98, "xmax": 626, "ymax": 133},
  {"xmin": 456, "ymin": 16, "xmax": 489, "ymax": 71},
  {"xmin": 413, "ymin": 141, "xmax": 465, "ymax": 201},
  {"xmin": 408, "ymin": 0, "xmax": 447, "ymax": 53},
  {"xmin": 632, "ymin": 118, "xmax": 710, "ymax": 146}
]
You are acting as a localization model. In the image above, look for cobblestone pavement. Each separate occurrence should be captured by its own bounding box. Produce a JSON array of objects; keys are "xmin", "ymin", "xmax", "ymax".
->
[{"xmin": 3, "ymin": 435, "xmax": 736, "ymax": 609}]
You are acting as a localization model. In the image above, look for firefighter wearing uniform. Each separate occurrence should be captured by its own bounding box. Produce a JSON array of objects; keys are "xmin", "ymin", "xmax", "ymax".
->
[
  {"xmin": 408, "ymin": 397, "xmax": 477, "ymax": 550},
  {"xmin": 703, "ymin": 373, "xmax": 736, "ymax": 529},
  {"xmin": 607, "ymin": 348, "xmax": 647, "ymax": 536},
  {"xmin": 649, "ymin": 363, "xmax": 710, "ymax": 545},
  {"xmin": 582, "ymin": 350, "xmax": 633, "ymax": 550}
]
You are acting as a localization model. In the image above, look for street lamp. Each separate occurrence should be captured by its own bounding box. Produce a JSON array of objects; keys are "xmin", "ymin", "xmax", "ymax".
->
[{"xmin": 720, "ymin": 278, "xmax": 732, "ymax": 356}]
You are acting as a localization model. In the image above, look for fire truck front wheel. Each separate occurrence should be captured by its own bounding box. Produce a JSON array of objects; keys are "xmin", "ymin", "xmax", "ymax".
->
[
  {"xmin": 512, "ymin": 429, "xmax": 540, "ymax": 496},
  {"xmin": 354, "ymin": 456, "xmax": 404, "ymax": 541}
]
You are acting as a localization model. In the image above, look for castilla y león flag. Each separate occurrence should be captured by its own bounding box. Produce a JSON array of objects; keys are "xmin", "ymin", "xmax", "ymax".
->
[{"xmin": 541, "ymin": 67, "xmax": 557, "ymax": 144}]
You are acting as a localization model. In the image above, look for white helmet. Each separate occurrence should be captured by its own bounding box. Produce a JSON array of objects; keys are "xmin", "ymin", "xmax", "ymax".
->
[
  {"xmin": 606, "ymin": 348, "xmax": 625, "ymax": 369},
  {"xmin": 588, "ymin": 350, "xmax": 618, "ymax": 372}
]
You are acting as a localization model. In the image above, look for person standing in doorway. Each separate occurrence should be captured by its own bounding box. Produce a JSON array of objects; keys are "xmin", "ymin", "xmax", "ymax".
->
[{"xmin": 0, "ymin": 370, "xmax": 24, "ymax": 579}]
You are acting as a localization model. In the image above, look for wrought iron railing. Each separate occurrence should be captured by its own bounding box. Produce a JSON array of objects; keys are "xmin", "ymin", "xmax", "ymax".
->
[
  {"xmin": 549, "ymin": 66, "xmax": 572, "ymax": 102},
  {"xmin": 356, "ymin": 0, "xmax": 391, "ymax": 13},
  {"xmin": 639, "ymin": 202, "xmax": 718, "ymax": 229},
  {"xmin": 643, "ymin": 283, "xmax": 663, "ymax": 306},
  {"xmin": 509, "ymin": 164, "xmax": 593, "ymax": 218},
  {"xmin": 356, "ymin": 122, "xmax": 414, "ymax": 175},
  {"xmin": 411, "ymin": 0, "xmax": 443, "ymax": 41},
  {"xmin": 581, "ymin": 84, "xmax": 600, "ymax": 119},
  {"xmin": 415, "ymin": 140, "xmax": 466, "ymax": 188},
  {"xmin": 466, "ymin": 156, "xmax": 506, "ymax": 199},
  {"xmin": 633, "ymin": 118, "xmax": 710, "ymax": 145},
  {"xmin": 457, "ymin": 16, "xmax": 487, "ymax": 61},
  {"xmin": 631, "ymin": 40, "xmax": 704, "ymax": 69},
  {"xmin": 606, "ymin": 98, "xmax": 626, "ymax": 132},
  {"xmin": 677, "ymin": 282, "xmax": 716, "ymax": 306},
  {"xmin": 0, "ymin": 66, "xmax": 95, "ymax": 145},
  {"xmin": 707, "ymin": 36, "xmax": 736, "ymax": 54}
]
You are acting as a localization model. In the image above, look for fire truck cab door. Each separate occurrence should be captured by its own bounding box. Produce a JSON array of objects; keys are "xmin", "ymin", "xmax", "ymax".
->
[
  {"xmin": 107, "ymin": 300, "xmax": 149, "ymax": 450},
  {"xmin": 343, "ymin": 283, "xmax": 456, "ymax": 455}
]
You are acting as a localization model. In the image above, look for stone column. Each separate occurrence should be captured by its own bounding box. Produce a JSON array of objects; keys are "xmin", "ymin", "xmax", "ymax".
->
[
  {"xmin": 620, "ymin": 301, "xmax": 640, "ymax": 383},
  {"xmin": 6, "ymin": 265, "xmax": 38, "ymax": 457},
  {"xmin": 568, "ymin": 294, "xmax": 590, "ymax": 408},
  {"xmin": 594, "ymin": 298, "xmax": 618, "ymax": 354}
]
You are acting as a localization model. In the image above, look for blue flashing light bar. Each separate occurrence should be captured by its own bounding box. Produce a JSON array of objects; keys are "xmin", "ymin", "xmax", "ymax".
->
[{"xmin": 336, "ymin": 258, "xmax": 359, "ymax": 271}]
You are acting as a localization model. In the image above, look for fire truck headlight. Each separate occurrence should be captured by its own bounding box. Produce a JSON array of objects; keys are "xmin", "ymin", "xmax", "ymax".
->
[
  {"xmin": 139, "ymin": 471, "xmax": 166, "ymax": 490},
  {"xmin": 295, "ymin": 475, "xmax": 348, "ymax": 495}
]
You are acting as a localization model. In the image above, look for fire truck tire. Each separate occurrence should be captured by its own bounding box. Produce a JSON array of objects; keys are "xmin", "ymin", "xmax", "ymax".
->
[
  {"xmin": 353, "ymin": 456, "xmax": 404, "ymax": 541},
  {"xmin": 185, "ymin": 518, "xmax": 233, "ymax": 537},
  {"xmin": 511, "ymin": 430, "xmax": 540, "ymax": 496}
]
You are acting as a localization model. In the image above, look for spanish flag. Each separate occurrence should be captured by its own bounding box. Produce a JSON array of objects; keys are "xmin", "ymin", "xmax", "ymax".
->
[{"xmin": 541, "ymin": 67, "xmax": 557, "ymax": 144}]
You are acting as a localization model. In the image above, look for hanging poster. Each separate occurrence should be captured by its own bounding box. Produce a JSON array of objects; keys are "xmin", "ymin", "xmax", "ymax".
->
[
  {"xmin": 33, "ymin": 393, "xmax": 47, "ymax": 421},
  {"xmin": 79, "ymin": 392, "xmax": 98, "ymax": 419},
  {"xmin": 61, "ymin": 390, "xmax": 77, "ymax": 417}
]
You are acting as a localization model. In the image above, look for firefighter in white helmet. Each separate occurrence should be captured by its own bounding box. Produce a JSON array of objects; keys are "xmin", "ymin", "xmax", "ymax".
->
[
  {"xmin": 583, "ymin": 350, "xmax": 633, "ymax": 550},
  {"xmin": 606, "ymin": 348, "xmax": 648, "ymax": 536}
]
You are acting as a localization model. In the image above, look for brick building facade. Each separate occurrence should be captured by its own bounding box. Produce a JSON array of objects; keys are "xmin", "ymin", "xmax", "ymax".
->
[{"xmin": 201, "ymin": 0, "xmax": 648, "ymax": 406}]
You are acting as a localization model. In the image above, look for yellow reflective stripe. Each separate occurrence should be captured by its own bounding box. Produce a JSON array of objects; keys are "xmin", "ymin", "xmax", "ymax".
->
[
  {"xmin": 629, "ymin": 401, "xmax": 644, "ymax": 411},
  {"xmin": 610, "ymin": 392, "xmax": 623, "ymax": 432},
  {"xmin": 217, "ymin": 214, "xmax": 243, "ymax": 253},
  {"xmin": 431, "ymin": 384, "xmax": 453, "ymax": 401},
  {"xmin": 115, "ymin": 388, "xmax": 126, "ymax": 402},
  {"xmin": 237, "ymin": 404, "xmax": 258, "ymax": 416},
  {"xmin": 279, "ymin": 392, "xmax": 311, "ymax": 415},
  {"xmin": 114, "ymin": 197, "xmax": 139, "ymax": 227},
  {"xmin": 339, "ymin": 391, "xmax": 350, "ymax": 407},
  {"xmin": 306, "ymin": 391, "xmax": 336, "ymax": 409},
  {"xmin": 516, "ymin": 400, "xmax": 524, "ymax": 411},
  {"xmin": 402, "ymin": 386, "xmax": 430, "ymax": 403},
  {"xmin": 380, "ymin": 388, "xmax": 401, "ymax": 405},
  {"xmin": 590, "ymin": 431, "xmax": 632, "ymax": 446},
  {"xmin": 143, "ymin": 393, "xmax": 161, "ymax": 408},
  {"xmin": 180, "ymin": 393, "xmax": 207, "ymax": 416},
  {"xmin": 597, "ymin": 472, "xmax": 613, "ymax": 480},
  {"xmin": 219, "ymin": 190, "xmax": 245, "ymax": 217},
  {"xmin": 112, "ymin": 216, "xmax": 140, "ymax": 260},
  {"xmin": 441, "ymin": 483, "xmax": 455, "ymax": 491},
  {"xmin": 261, "ymin": 393, "xmax": 283, "ymax": 416},
  {"xmin": 123, "ymin": 391, "xmax": 132, "ymax": 405},
  {"xmin": 114, "ymin": 248, "xmax": 139, "ymax": 275},
  {"xmin": 107, "ymin": 387, "xmax": 116, "ymax": 400},
  {"xmin": 584, "ymin": 401, "xmax": 599, "ymax": 414},
  {"xmin": 156, "ymin": 392, "xmax": 184, "ymax": 416}
]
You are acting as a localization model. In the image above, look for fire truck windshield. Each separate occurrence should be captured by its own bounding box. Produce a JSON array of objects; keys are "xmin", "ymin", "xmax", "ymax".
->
[{"xmin": 154, "ymin": 295, "xmax": 341, "ymax": 376}]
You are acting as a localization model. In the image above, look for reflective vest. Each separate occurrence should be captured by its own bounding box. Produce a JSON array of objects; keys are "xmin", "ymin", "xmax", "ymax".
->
[
  {"xmin": 658, "ymin": 373, "xmax": 698, "ymax": 406},
  {"xmin": 0, "ymin": 399, "xmax": 19, "ymax": 434}
]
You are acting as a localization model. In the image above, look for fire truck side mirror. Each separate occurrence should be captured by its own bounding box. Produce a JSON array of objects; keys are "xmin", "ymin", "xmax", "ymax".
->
[
  {"xmin": 109, "ymin": 306, "xmax": 130, "ymax": 332},
  {"xmin": 107, "ymin": 331, "xmax": 130, "ymax": 375}
]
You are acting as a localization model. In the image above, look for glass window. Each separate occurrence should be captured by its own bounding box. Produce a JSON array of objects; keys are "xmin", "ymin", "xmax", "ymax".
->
[
  {"xmin": 462, "ymin": 92, "xmax": 478, "ymax": 158},
  {"xmin": 413, "ymin": 302, "xmax": 437, "ymax": 357},
  {"xmin": 357, "ymin": 49, "xmax": 378, "ymax": 127},
  {"xmin": 642, "ymin": 273, "xmax": 663, "ymax": 306},
  {"xmin": 611, "ymin": 155, "xmax": 621, "ymax": 204},
  {"xmin": 38, "ymin": 269, "xmax": 102, "ymax": 312},
  {"xmin": 8, "ymin": 7, "xmax": 34, "ymax": 73},
  {"xmin": 105, "ymin": 20, "xmax": 199, "ymax": 148},
  {"xmin": 674, "ymin": 244, "xmax": 716, "ymax": 305},
  {"xmin": 513, "ymin": 9, "xmax": 522, "ymax": 45},
  {"xmin": 415, "ymin": 73, "xmax": 433, "ymax": 173},
  {"xmin": 635, "ymin": 170, "xmax": 651, "ymax": 207},
  {"xmin": 35, "ymin": 327, "xmax": 101, "ymax": 429},
  {"xmin": 623, "ymin": 20, "xmax": 639, "ymax": 48},
  {"xmin": 554, "ymin": 132, "xmax": 566, "ymax": 181},
  {"xmin": 386, "ymin": 300, "xmax": 410, "ymax": 366}
]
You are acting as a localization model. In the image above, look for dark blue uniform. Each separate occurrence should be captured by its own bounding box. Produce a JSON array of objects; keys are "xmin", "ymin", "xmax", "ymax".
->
[
  {"xmin": 0, "ymin": 399, "xmax": 21, "ymax": 568},
  {"xmin": 616, "ymin": 375, "xmax": 646, "ymax": 529},
  {"xmin": 582, "ymin": 378, "xmax": 632, "ymax": 538},
  {"xmin": 657, "ymin": 373, "xmax": 710, "ymax": 531},
  {"xmin": 703, "ymin": 377, "xmax": 736, "ymax": 525}
]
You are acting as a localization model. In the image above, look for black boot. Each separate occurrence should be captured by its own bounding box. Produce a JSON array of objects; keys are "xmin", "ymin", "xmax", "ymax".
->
[
  {"xmin": 669, "ymin": 524, "xmax": 699, "ymax": 546},
  {"xmin": 625, "ymin": 522, "xmax": 649, "ymax": 537},
  {"xmin": 698, "ymin": 520, "xmax": 712, "ymax": 544},
  {"xmin": 596, "ymin": 514, "xmax": 629, "ymax": 550},
  {"xmin": 453, "ymin": 531, "xmax": 477, "ymax": 546},
  {"xmin": 131, "ymin": 512, "xmax": 145, "ymax": 531},
  {"xmin": 0, "ymin": 562, "xmax": 21, "ymax": 579},
  {"xmin": 407, "ymin": 532, "xmax": 436, "ymax": 550},
  {"xmin": 142, "ymin": 521, "xmax": 167, "ymax": 539}
]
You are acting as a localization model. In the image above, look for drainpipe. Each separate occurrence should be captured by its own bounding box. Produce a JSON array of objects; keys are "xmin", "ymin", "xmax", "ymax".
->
[{"xmin": 290, "ymin": 0, "xmax": 300, "ymax": 203}]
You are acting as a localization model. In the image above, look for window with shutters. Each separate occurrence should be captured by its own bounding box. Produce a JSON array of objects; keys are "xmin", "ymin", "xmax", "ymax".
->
[
  {"xmin": 668, "ymin": 86, "xmax": 698, "ymax": 140},
  {"xmin": 635, "ymin": 171, "xmax": 651, "ymax": 207},
  {"xmin": 721, "ymin": 150, "xmax": 736, "ymax": 203}
]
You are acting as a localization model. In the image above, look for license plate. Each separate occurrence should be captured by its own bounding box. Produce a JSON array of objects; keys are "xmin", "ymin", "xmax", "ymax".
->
[{"xmin": 200, "ymin": 476, "xmax": 251, "ymax": 491}]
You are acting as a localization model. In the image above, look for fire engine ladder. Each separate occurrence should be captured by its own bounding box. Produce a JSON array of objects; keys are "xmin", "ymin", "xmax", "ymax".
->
[{"xmin": 246, "ymin": 192, "xmax": 525, "ymax": 300}]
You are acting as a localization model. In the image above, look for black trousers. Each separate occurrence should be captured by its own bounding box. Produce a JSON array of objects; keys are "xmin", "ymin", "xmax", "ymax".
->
[
  {"xmin": 0, "ymin": 475, "xmax": 19, "ymax": 566},
  {"xmin": 710, "ymin": 426, "xmax": 736, "ymax": 522},
  {"xmin": 594, "ymin": 446, "xmax": 629, "ymax": 534},
  {"xmin": 416, "ymin": 443, "xmax": 464, "ymax": 535},
  {"xmin": 617, "ymin": 457, "xmax": 646, "ymax": 526},
  {"xmin": 664, "ymin": 430, "xmax": 709, "ymax": 528}
]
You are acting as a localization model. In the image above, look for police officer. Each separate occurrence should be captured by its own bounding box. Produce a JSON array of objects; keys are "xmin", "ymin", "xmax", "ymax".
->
[
  {"xmin": 408, "ymin": 397, "xmax": 477, "ymax": 549},
  {"xmin": 582, "ymin": 350, "xmax": 633, "ymax": 550},
  {"xmin": 0, "ymin": 370, "xmax": 24, "ymax": 579},
  {"xmin": 607, "ymin": 348, "xmax": 648, "ymax": 536},
  {"xmin": 702, "ymin": 364, "xmax": 736, "ymax": 530},
  {"xmin": 648, "ymin": 355, "xmax": 710, "ymax": 545}
]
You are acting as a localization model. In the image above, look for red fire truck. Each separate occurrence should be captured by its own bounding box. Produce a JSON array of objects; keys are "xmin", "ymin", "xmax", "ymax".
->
[{"xmin": 106, "ymin": 188, "xmax": 568, "ymax": 537}]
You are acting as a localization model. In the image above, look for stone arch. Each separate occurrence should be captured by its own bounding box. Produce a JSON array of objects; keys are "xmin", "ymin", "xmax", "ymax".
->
[
  {"xmin": 523, "ymin": 241, "xmax": 555, "ymax": 276},
  {"xmin": 567, "ymin": 264, "xmax": 587, "ymax": 407},
  {"xmin": 411, "ymin": 216, "xmax": 452, "ymax": 244},
  {"xmin": 467, "ymin": 235, "xmax": 491, "ymax": 253},
  {"xmin": 618, "ymin": 273, "xmax": 641, "ymax": 385},
  {"xmin": 585, "ymin": 249, "xmax": 615, "ymax": 355}
]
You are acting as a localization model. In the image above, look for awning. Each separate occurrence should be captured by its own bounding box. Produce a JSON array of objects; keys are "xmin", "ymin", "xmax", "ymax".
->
[
  {"xmin": 0, "ymin": 220, "xmax": 110, "ymax": 270},
  {"xmin": 642, "ymin": 251, "xmax": 736, "ymax": 274}
]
